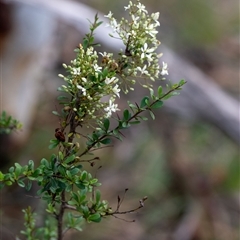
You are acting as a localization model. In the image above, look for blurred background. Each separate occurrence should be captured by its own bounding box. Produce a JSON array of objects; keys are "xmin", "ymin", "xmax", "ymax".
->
[{"xmin": 0, "ymin": 0, "xmax": 239, "ymax": 239}]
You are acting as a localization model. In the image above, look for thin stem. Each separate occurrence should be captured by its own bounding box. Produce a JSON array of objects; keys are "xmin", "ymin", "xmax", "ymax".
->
[{"xmin": 57, "ymin": 191, "xmax": 66, "ymax": 240}]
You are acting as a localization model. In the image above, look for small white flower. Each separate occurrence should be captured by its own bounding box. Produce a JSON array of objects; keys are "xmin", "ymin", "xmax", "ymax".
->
[
  {"xmin": 146, "ymin": 28, "xmax": 158, "ymax": 37},
  {"xmin": 124, "ymin": 1, "xmax": 133, "ymax": 10},
  {"xmin": 86, "ymin": 48, "xmax": 93, "ymax": 55},
  {"xmin": 105, "ymin": 77, "xmax": 117, "ymax": 85},
  {"xmin": 99, "ymin": 52, "xmax": 108, "ymax": 57},
  {"xmin": 160, "ymin": 62, "xmax": 168, "ymax": 76},
  {"xmin": 72, "ymin": 67, "xmax": 81, "ymax": 75},
  {"xmin": 93, "ymin": 64, "xmax": 102, "ymax": 72},
  {"xmin": 131, "ymin": 15, "xmax": 139, "ymax": 23},
  {"xmin": 136, "ymin": 2, "xmax": 148, "ymax": 13},
  {"xmin": 136, "ymin": 65, "xmax": 149, "ymax": 75},
  {"xmin": 151, "ymin": 12, "xmax": 160, "ymax": 22},
  {"xmin": 105, "ymin": 11, "xmax": 113, "ymax": 18},
  {"xmin": 112, "ymin": 84, "xmax": 121, "ymax": 98},
  {"xmin": 110, "ymin": 18, "xmax": 120, "ymax": 32},
  {"xmin": 147, "ymin": 23, "xmax": 158, "ymax": 31},
  {"xmin": 141, "ymin": 43, "xmax": 155, "ymax": 59},
  {"xmin": 143, "ymin": 43, "xmax": 155, "ymax": 53},
  {"xmin": 104, "ymin": 99, "xmax": 119, "ymax": 118},
  {"xmin": 124, "ymin": 5, "xmax": 130, "ymax": 10},
  {"xmin": 77, "ymin": 85, "xmax": 87, "ymax": 96},
  {"xmin": 146, "ymin": 53, "xmax": 153, "ymax": 65},
  {"xmin": 145, "ymin": 23, "xmax": 159, "ymax": 37}
]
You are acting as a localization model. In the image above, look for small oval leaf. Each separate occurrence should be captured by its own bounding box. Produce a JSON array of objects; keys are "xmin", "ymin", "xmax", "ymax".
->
[{"xmin": 151, "ymin": 101, "xmax": 163, "ymax": 109}]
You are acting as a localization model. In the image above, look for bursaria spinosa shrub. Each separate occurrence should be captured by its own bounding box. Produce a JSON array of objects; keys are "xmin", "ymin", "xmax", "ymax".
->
[{"xmin": 0, "ymin": 1, "xmax": 185, "ymax": 239}]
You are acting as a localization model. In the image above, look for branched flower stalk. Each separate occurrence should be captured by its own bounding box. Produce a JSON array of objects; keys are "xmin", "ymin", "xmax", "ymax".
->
[{"xmin": 0, "ymin": 1, "xmax": 186, "ymax": 239}]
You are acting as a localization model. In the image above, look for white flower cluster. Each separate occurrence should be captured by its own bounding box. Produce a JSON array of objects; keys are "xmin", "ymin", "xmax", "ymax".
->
[
  {"xmin": 58, "ymin": 1, "xmax": 169, "ymax": 128},
  {"xmin": 58, "ymin": 45, "xmax": 121, "ymax": 125},
  {"xmin": 105, "ymin": 0, "xmax": 167, "ymax": 91}
]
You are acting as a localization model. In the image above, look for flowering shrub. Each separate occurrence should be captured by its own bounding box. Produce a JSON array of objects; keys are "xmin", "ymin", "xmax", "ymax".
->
[{"xmin": 0, "ymin": 1, "xmax": 185, "ymax": 239}]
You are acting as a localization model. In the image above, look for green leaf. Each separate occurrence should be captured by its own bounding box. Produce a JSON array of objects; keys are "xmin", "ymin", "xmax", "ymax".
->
[
  {"xmin": 51, "ymin": 154, "xmax": 57, "ymax": 161},
  {"xmin": 57, "ymin": 87, "xmax": 65, "ymax": 92},
  {"xmin": 0, "ymin": 171, "xmax": 4, "ymax": 181},
  {"xmin": 41, "ymin": 158, "xmax": 49, "ymax": 167},
  {"xmin": 5, "ymin": 181, "xmax": 12, "ymax": 186},
  {"xmin": 123, "ymin": 109, "xmax": 131, "ymax": 121},
  {"xmin": 90, "ymin": 178, "xmax": 98, "ymax": 184},
  {"xmin": 69, "ymin": 167, "xmax": 80, "ymax": 175},
  {"xmin": 31, "ymin": 168, "xmax": 42, "ymax": 178},
  {"xmin": 73, "ymin": 225, "xmax": 83, "ymax": 232},
  {"xmin": 25, "ymin": 180, "xmax": 32, "ymax": 191},
  {"xmin": 9, "ymin": 167, "xmax": 14, "ymax": 173},
  {"xmin": 140, "ymin": 96, "xmax": 150, "ymax": 108},
  {"xmin": 100, "ymin": 138, "xmax": 111, "ymax": 145},
  {"xmin": 172, "ymin": 91, "xmax": 180, "ymax": 96},
  {"xmin": 163, "ymin": 91, "xmax": 180, "ymax": 100},
  {"xmin": 58, "ymin": 165, "xmax": 66, "ymax": 176},
  {"xmin": 58, "ymin": 151, "xmax": 64, "ymax": 160},
  {"xmin": 128, "ymin": 101, "xmax": 138, "ymax": 110},
  {"xmin": 46, "ymin": 203, "xmax": 55, "ymax": 214},
  {"xmin": 83, "ymin": 39, "xmax": 89, "ymax": 49},
  {"xmin": 17, "ymin": 179, "xmax": 25, "ymax": 188},
  {"xmin": 52, "ymin": 111, "xmax": 60, "ymax": 116},
  {"xmin": 49, "ymin": 178, "xmax": 58, "ymax": 193},
  {"xmin": 57, "ymin": 95, "xmax": 68, "ymax": 100},
  {"xmin": 65, "ymin": 154, "xmax": 75, "ymax": 164},
  {"xmin": 122, "ymin": 122, "xmax": 130, "ymax": 128},
  {"xmin": 68, "ymin": 200, "xmax": 77, "ymax": 206},
  {"xmin": 112, "ymin": 129, "xmax": 122, "ymax": 141},
  {"xmin": 129, "ymin": 120, "xmax": 140, "ymax": 125},
  {"xmin": 103, "ymin": 118, "xmax": 110, "ymax": 131},
  {"xmin": 66, "ymin": 184, "xmax": 73, "ymax": 192},
  {"xmin": 14, "ymin": 163, "xmax": 22, "ymax": 177},
  {"xmin": 179, "ymin": 79, "xmax": 186, "ymax": 86},
  {"xmin": 95, "ymin": 189, "xmax": 101, "ymax": 203},
  {"xmin": 41, "ymin": 158, "xmax": 48, "ymax": 166},
  {"xmin": 28, "ymin": 160, "xmax": 34, "ymax": 170},
  {"xmin": 48, "ymin": 140, "xmax": 59, "ymax": 149},
  {"xmin": 149, "ymin": 110, "xmax": 155, "ymax": 120},
  {"xmin": 149, "ymin": 88, "xmax": 155, "ymax": 99},
  {"xmin": 76, "ymin": 182, "xmax": 85, "ymax": 189},
  {"xmin": 92, "ymin": 133, "xmax": 99, "ymax": 141},
  {"xmin": 158, "ymin": 86, "xmax": 163, "ymax": 97},
  {"xmin": 151, "ymin": 101, "xmax": 163, "ymax": 109},
  {"xmin": 139, "ymin": 116, "xmax": 148, "ymax": 121},
  {"xmin": 75, "ymin": 164, "xmax": 82, "ymax": 169},
  {"xmin": 56, "ymin": 179, "xmax": 66, "ymax": 190},
  {"xmin": 81, "ymin": 171, "xmax": 87, "ymax": 181},
  {"xmin": 88, "ymin": 213, "xmax": 101, "ymax": 223}
]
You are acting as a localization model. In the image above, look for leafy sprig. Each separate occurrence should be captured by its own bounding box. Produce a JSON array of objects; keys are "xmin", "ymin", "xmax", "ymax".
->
[{"xmin": 0, "ymin": 111, "xmax": 22, "ymax": 134}]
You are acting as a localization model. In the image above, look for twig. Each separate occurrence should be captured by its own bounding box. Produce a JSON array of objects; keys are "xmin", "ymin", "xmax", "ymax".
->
[{"xmin": 57, "ymin": 191, "xmax": 66, "ymax": 240}]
